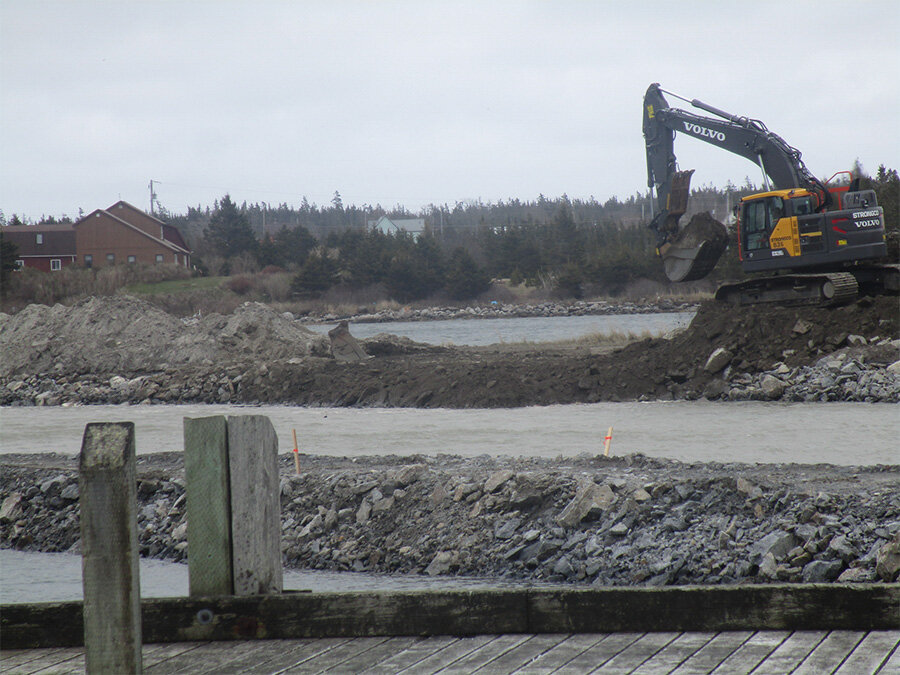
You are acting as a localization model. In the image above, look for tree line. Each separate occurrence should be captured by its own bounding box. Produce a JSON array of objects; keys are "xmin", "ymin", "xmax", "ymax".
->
[{"xmin": 2, "ymin": 165, "xmax": 897, "ymax": 301}]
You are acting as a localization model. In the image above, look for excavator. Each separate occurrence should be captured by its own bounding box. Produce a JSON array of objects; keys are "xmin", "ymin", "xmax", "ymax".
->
[{"xmin": 643, "ymin": 82, "xmax": 897, "ymax": 304}]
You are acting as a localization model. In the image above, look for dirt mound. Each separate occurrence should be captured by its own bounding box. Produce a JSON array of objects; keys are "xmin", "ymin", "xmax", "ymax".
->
[
  {"xmin": 0, "ymin": 296, "xmax": 328, "ymax": 379},
  {"xmin": 235, "ymin": 295, "xmax": 898, "ymax": 407},
  {"xmin": 583, "ymin": 294, "xmax": 899, "ymax": 401},
  {"xmin": 194, "ymin": 301, "xmax": 330, "ymax": 363},
  {"xmin": 0, "ymin": 294, "xmax": 896, "ymax": 406},
  {"xmin": 0, "ymin": 296, "xmax": 187, "ymax": 378}
]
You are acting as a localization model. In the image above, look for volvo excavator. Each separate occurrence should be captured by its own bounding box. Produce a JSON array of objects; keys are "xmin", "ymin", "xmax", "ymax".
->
[{"xmin": 643, "ymin": 83, "xmax": 897, "ymax": 304}]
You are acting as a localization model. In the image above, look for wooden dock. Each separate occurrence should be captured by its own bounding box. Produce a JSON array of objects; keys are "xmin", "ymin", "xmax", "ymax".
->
[
  {"xmin": 3, "ymin": 585, "xmax": 899, "ymax": 672},
  {"xmin": 3, "ymin": 630, "xmax": 899, "ymax": 673}
]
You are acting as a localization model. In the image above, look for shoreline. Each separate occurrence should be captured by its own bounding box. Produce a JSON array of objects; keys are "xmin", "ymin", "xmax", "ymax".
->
[
  {"xmin": 294, "ymin": 298, "xmax": 699, "ymax": 325},
  {"xmin": 3, "ymin": 452, "xmax": 898, "ymax": 588},
  {"xmin": 1, "ymin": 295, "xmax": 898, "ymax": 408}
]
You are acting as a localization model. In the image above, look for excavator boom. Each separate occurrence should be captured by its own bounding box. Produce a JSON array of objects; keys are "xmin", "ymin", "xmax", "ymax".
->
[{"xmin": 642, "ymin": 83, "xmax": 888, "ymax": 297}]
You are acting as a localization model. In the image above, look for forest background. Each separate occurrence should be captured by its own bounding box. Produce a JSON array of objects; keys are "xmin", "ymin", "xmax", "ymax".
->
[{"xmin": 2, "ymin": 165, "xmax": 897, "ymax": 314}]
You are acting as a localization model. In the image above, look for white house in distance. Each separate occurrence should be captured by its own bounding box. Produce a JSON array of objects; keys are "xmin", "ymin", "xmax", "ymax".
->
[{"xmin": 369, "ymin": 216, "xmax": 426, "ymax": 240}]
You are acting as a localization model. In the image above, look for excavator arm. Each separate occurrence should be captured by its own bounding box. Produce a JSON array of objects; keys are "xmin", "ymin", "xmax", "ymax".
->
[{"xmin": 643, "ymin": 83, "xmax": 830, "ymax": 281}]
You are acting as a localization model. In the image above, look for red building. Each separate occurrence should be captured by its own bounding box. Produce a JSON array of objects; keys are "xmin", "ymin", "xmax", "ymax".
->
[
  {"xmin": 2, "ymin": 223, "xmax": 77, "ymax": 272},
  {"xmin": 3, "ymin": 202, "xmax": 191, "ymax": 271}
]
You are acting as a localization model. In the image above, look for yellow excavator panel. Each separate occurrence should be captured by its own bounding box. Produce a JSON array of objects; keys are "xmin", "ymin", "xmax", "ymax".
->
[{"xmin": 769, "ymin": 217, "xmax": 801, "ymax": 257}]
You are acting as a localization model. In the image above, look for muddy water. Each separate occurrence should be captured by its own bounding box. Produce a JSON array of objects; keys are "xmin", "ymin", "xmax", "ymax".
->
[{"xmin": 2, "ymin": 401, "xmax": 897, "ymax": 465}]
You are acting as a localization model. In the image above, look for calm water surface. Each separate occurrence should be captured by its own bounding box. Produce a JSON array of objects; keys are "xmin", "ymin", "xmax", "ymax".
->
[
  {"xmin": 1, "ymin": 401, "xmax": 897, "ymax": 465},
  {"xmin": 0, "ymin": 550, "xmax": 535, "ymax": 604},
  {"xmin": 306, "ymin": 311, "xmax": 694, "ymax": 346}
]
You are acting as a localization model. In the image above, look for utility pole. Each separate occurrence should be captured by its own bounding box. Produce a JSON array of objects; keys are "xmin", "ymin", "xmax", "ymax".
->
[{"xmin": 148, "ymin": 180, "xmax": 157, "ymax": 215}]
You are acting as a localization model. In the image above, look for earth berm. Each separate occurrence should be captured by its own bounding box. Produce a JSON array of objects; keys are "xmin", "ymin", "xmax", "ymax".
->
[
  {"xmin": 0, "ymin": 294, "xmax": 897, "ymax": 406},
  {"xmin": 2, "ymin": 452, "xmax": 898, "ymax": 586}
]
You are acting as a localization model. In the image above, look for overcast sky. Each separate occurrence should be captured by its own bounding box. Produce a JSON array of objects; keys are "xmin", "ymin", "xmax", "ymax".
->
[{"xmin": 2, "ymin": 1, "xmax": 898, "ymax": 221}]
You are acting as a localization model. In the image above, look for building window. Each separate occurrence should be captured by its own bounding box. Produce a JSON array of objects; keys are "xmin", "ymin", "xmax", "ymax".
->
[
  {"xmin": 106, "ymin": 253, "xmax": 115, "ymax": 264},
  {"xmin": 127, "ymin": 255, "xmax": 136, "ymax": 264},
  {"xmin": 15, "ymin": 260, "xmax": 24, "ymax": 270},
  {"xmin": 84, "ymin": 254, "xmax": 93, "ymax": 268},
  {"xmin": 50, "ymin": 259, "xmax": 62, "ymax": 271},
  {"xmin": 155, "ymin": 254, "xmax": 164, "ymax": 263},
  {"xmin": 36, "ymin": 234, "xmax": 43, "ymax": 245}
]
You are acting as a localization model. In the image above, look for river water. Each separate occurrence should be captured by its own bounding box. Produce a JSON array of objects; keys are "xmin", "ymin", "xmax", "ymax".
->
[
  {"xmin": 305, "ymin": 311, "xmax": 695, "ymax": 346},
  {"xmin": 0, "ymin": 550, "xmax": 536, "ymax": 604},
  {"xmin": 1, "ymin": 400, "xmax": 898, "ymax": 465}
]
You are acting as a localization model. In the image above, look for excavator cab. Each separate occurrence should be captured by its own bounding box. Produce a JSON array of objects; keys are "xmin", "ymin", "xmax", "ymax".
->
[{"xmin": 736, "ymin": 187, "xmax": 887, "ymax": 274}]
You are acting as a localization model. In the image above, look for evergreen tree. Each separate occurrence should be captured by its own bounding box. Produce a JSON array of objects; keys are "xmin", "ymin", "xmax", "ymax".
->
[
  {"xmin": 290, "ymin": 250, "xmax": 338, "ymax": 297},
  {"xmin": 444, "ymin": 247, "xmax": 490, "ymax": 300},
  {"xmin": 257, "ymin": 224, "xmax": 317, "ymax": 269},
  {"xmin": 204, "ymin": 194, "xmax": 259, "ymax": 260},
  {"xmin": 0, "ymin": 230, "xmax": 19, "ymax": 292}
]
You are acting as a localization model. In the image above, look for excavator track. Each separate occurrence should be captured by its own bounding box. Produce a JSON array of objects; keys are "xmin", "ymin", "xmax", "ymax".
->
[{"xmin": 714, "ymin": 272, "xmax": 859, "ymax": 307}]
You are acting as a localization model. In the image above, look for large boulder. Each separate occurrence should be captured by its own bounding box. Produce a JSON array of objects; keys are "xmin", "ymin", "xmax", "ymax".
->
[
  {"xmin": 704, "ymin": 347, "xmax": 733, "ymax": 374},
  {"xmin": 556, "ymin": 479, "xmax": 616, "ymax": 528},
  {"xmin": 875, "ymin": 532, "xmax": 900, "ymax": 582}
]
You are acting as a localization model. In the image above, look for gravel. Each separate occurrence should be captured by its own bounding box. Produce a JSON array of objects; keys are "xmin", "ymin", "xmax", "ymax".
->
[{"xmin": 3, "ymin": 452, "xmax": 898, "ymax": 587}]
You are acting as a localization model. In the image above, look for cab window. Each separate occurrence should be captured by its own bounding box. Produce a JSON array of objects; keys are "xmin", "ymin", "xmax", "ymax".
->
[
  {"xmin": 790, "ymin": 196, "xmax": 813, "ymax": 216},
  {"xmin": 744, "ymin": 200, "xmax": 769, "ymax": 250},
  {"xmin": 743, "ymin": 196, "xmax": 784, "ymax": 251}
]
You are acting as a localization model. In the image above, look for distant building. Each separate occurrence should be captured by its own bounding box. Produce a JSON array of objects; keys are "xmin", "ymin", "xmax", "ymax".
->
[
  {"xmin": 369, "ymin": 216, "xmax": 427, "ymax": 240},
  {"xmin": 2, "ymin": 223, "xmax": 77, "ymax": 272},
  {"xmin": 3, "ymin": 201, "xmax": 191, "ymax": 271},
  {"xmin": 77, "ymin": 201, "xmax": 191, "ymax": 268}
]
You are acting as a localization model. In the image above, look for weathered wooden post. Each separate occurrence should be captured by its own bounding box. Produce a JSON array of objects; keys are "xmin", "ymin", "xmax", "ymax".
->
[
  {"xmin": 79, "ymin": 422, "xmax": 142, "ymax": 674},
  {"xmin": 184, "ymin": 415, "xmax": 233, "ymax": 596},
  {"xmin": 184, "ymin": 415, "xmax": 282, "ymax": 597},
  {"xmin": 226, "ymin": 415, "xmax": 283, "ymax": 595}
]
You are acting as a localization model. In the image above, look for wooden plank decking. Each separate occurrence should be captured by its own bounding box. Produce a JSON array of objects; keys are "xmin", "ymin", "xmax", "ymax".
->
[{"xmin": 2, "ymin": 630, "xmax": 898, "ymax": 674}]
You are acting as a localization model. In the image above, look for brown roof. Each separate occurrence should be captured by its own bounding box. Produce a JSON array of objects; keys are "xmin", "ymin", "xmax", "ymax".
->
[
  {"xmin": 1, "ymin": 225, "xmax": 76, "ymax": 257},
  {"xmin": 104, "ymin": 201, "xmax": 190, "ymax": 253}
]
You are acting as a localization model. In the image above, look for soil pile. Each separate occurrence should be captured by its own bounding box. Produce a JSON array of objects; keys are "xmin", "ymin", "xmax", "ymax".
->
[
  {"xmin": 0, "ymin": 294, "xmax": 897, "ymax": 406},
  {"xmin": 0, "ymin": 296, "xmax": 329, "ymax": 380},
  {"xmin": 3, "ymin": 452, "xmax": 898, "ymax": 586}
]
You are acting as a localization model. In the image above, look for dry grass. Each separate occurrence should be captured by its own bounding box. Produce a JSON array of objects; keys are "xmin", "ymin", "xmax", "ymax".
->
[
  {"xmin": 1, "ymin": 264, "xmax": 193, "ymax": 312},
  {"xmin": 2, "ymin": 265, "xmax": 710, "ymax": 318}
]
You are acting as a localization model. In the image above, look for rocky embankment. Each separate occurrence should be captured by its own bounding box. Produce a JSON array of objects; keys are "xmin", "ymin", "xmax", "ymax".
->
[
  {"xmin": 1, "ymin": 294, "xmax": 899, "ymax": 407},
  {"xmin": 2, "ymin": 453, "xmax": 899, "ymax": 587},
  {"xmin": 302, "ymin": 298, "xmax": 696, "ymax": 324}
]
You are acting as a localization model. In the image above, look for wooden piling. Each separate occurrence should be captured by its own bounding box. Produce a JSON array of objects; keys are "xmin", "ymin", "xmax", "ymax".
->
[
  {"xmin": 185, "ymin": 416, "xmax": 233, "ymax": 597},
  {"xmin": 184, "ymin": 415, "xmax": 282, "ymax": 598},
  {"xmin": 79, "ymin": 422, "xmax": 142, "ymax": 674},
  {"xmin": 227, "ymin": 415, "xmax": 282, "ymax": 596}
]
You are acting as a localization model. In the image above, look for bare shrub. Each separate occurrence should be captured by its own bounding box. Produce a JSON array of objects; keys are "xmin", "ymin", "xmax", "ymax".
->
[
  {"xmin": 226, "ymin": 275, "xmax": 255, "ymax": 295},
  {"xmin": 143, "ymin": 289, "xmax": 241, "ymax": 317},
  {"xmin": 228, "ymin": 252, "xmax": 259, "ymax": 275},
  {"xmin": 255, "ymin": 272, "xmax": 292, "ymax": 302},
  {"xmin": 203, "ymin": 255, "xmax": 228, "ymax": 276},
  {"xmin": 321, "ymin": 283, "xmax": 387, "ymax": 309}
]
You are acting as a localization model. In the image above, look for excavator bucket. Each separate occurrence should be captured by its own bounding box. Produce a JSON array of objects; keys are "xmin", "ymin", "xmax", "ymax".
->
[{"xmin": 660, "ymin": 212, "xmax": 729, "ymax": 282}]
